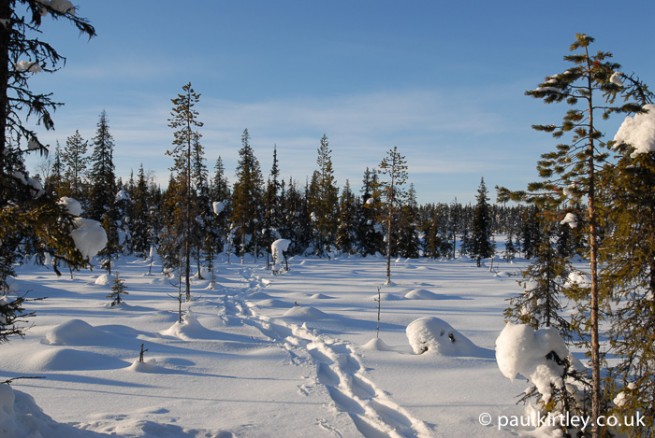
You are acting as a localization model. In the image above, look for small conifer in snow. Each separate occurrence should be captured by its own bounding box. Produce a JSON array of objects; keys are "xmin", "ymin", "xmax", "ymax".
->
[{"xmin": 107, "ymin": 272, "xmax": 128, "ymax": 307}]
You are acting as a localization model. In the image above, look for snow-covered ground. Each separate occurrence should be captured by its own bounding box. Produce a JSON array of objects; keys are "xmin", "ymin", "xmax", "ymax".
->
[{"xmin": 1, "ymin": 254, "xmax": 545, "ymax": 437}]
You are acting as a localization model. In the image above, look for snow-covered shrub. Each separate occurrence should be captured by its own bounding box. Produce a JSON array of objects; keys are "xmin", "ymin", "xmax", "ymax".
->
[
  {"xmin": 406, "ymin": 316, "xmax": 481, "ymax": 356},
  {"xmin": 271, "ymin": 239, "xmax": 291, "ymax": 273},
  {"xmin": 496, "ymin": 323, "xmax": 587, "ymax": 435}
]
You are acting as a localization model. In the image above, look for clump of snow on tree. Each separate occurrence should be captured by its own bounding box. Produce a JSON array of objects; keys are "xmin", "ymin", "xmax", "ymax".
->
[
  {"xmin": 566, "ymin": 270, "xmax": 589, "ymax": 288},
  {"xmin": 58, "ymin": 197, "xmax": 107, "ymax": 260},
  {"xmin": 212, "ymin": 201, "xmax": 225, "ymax": 215},
  {"xmin": 15, "ymin": 60, "xmax": 42, "ymax": 73},
  {"xmin": 609, "ymin": 71, "xmax": 624, "ymax": 86},
  {"xmin": 71, "ymin": 218, "xmax": 107, "ymax": 260},
  {"xmin": 614, "ymin": 103, "xmax": 655, "ymax": 157},
  {"xmin": 560, "ymin": 212, "xmax": 578, "ymax": 229},
  {"xmin": 58, "ymin": 196, "xmax": 83, "ymax": 216},
  {"xmin": 406, "ymin": 317, "xmax": 482, "ymax": 356},
  {"xmin": 495, "ymin": 323, "xmax": 581, "ymax": 404}
]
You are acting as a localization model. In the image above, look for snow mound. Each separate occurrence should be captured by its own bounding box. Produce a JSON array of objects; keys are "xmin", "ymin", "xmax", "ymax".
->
[
  {"xmin": 253, "ymin": 298, "xmax": 293, "ymax": 309},
  {"xmin": 404, "ymin": 288, "xmax": 440, "ymax": 300},
  {"xmin": 495, "ymin": 323, "xmax": 583, "ymax": 403},
  {"xmin": 28, "ymin": 348, "xmax": 128, "ymax": 371},
  {"xmin": 362, "ymin": 337, "xmax": 394, "ymax": 351},
  {"xmin": 406, "ymin": 317, "xmax": 483, "ymax": 356},
  {"xmin": 308, "ymin": 293, "xmax": 334, "ymax": 299},
  {"xmin": 42, "ymin": 319, "xmax": 111, "ymax": 346},
  {"xmin": 283, "ymin": 305, "xmax": 329, "ymax": 320},
  {"xmin": 127, "ymin": 358, "xmax": 170, "ymax": 373},
  {"xmin": 161, "ymin": 313, "xmax": 209, "ymax": 339},
  {"xmin": 94, "ymin": 273, "xmax": 109, "ymax": 285},
  {"xmin": 248, "ymin": 291, "xmax": 272, "ymax": 300},
  {"xmin": 0, "ymin": 385, "xmax": 90, "ymax": 438},
  {"xmin": 374, "ymin": 292, "xmax": 404, "ymax": 301}
]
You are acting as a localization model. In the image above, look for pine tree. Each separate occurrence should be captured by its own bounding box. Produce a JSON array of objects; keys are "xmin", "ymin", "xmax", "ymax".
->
[
  {"xmin": 166, "ymin": 82, "xmax": 203, "ymax": 301},
  {"xmin": 378, "ymin": 146, "xmax": 408, "ymax": 284},
  {"xmin": 470, "ymin": 178, "xmax": 494, "ymax": 267},
  {"xmin": 358, "ymin": 167, "xmax": 383, "ymax": 256},
  {"xmin": 230, "ymin": 128, "xmax": 264, "ymax": 258},
  {"xmin": 505, "ymin": 33, "xmax": 653, "ymax": 435}
]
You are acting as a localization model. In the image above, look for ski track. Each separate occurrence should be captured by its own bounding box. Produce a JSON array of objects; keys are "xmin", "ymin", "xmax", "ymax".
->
[{"xmin": 221, "ymin": 266, "xmax": 434, "ymax": 438}]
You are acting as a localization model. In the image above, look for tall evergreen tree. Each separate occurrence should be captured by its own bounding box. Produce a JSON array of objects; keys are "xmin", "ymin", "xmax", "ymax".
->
[
  {"xmin": 336, "ymin": 179, "xmax": 358, "ymax": 255},
  {"xmin": 599, "ymin": 143, "xmax": 655, "ymax": 435},
  {"xmin": 307, "ymin": 134, "xmax": 339, "ymax": 256},
  {"xmin": 130, "ymin": 165, "xmax": 151, "ymax": 256},
  {"xmin": 210, "ymin": 156, "xmax": 230, "ymax": 254},
  {"xmin": 470, "ymin": 178, "xmax": 494, "ymax": 267},
  {"xmin": 166, "ymin": 82, "xmax": 203, "ymax": 301},
  {"xmin": 230, "ymin": 128, "xmax": 264, "ymax": 258},
  {"xmin": 502, "ymin": 33, "xmax": 653, "ymax": 435},
  {"xmin": 87, "ymin": 110, "xmax": 116, "ymax": 220},
  {"xmin": 378, "ymin": 146, "xmax": 408, "ymax": 284},
  {"xmin": 358, "ymin": 167, "xmax": 384, "ymax": 256},
  {"xmin": 61, "ymin": 129, "xmax": 88, "ymax": 199},
  {"xmin": 262, "ymin": 145, "xmax": 283, "ymax": 258},
  {"xmin": 0, "ymin": 0, "xmax": 95, "ymax": 339}
]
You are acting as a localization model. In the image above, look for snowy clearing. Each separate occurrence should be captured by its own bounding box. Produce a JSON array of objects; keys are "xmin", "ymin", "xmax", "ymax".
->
[{"xmin": 0, "ymin": 254, "xmax": 560, "ymax": 437}]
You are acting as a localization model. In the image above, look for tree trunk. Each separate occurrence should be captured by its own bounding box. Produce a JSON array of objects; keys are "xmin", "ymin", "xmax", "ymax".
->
[{"xmin": 0, "ymin": 0, "xmax": 10, "ymax": 204}]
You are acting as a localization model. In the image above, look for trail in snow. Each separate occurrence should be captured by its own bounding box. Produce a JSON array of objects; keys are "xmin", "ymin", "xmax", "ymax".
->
[{"xmin": 224, "ymin": 267, "xmax": 434, "ymax": 438}]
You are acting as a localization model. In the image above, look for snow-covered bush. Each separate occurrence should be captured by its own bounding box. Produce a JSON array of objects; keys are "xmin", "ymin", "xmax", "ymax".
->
[
  {"xmin": 406, "ymin": 316, "xmax": 481, "ymax": 356},
  {"xmin": 271, "ymin": 239, "xmax": 291, "ymax": 273},
  {"xmin": 496, "ymin": 323, "xmax": 587, "ymax": 435}
]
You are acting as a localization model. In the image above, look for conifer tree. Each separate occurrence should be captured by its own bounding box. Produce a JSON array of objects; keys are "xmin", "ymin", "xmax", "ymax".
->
[
  {"xmin": 262, "ymin": 145, "xmax": 283, "ymax": 259},
  {"xmin": 378, "ymin": 146, "xmax": 408, "ymax": 284},
  {"xmin": 307, "ymin": 134, "xmax": 339, "ymax": 256},
  {"xmin": 230, "ymin": 128, "xmax": 264, "ymax": 258},
  {"xmin": 336, "ymin": 179, "xmax": 358, "ymax": 254},
  {"xmin": 166, "ymin": 82, "xmax": 203, "ymax": 301},
  {"xmin": 0, "ymin": 0, "xmax": 95, "ymax": 340},
  {"xmin": 87, "ymin": 111, "xmax": 116, "ymax": 220},
  {"xmin": 599, "ymin": 143, "xmax": 655, "ymax": 435},
  {"xmin": 504, "ymin": 33, "xmax": 652, "ymax": 435},
  {"xmin": 470, "ymin": 178, "xmax": 494, "ymax": 267},
  {"xmin": 358, "ymin": 167, "xmax": 383, "ymax": 256},
  {"xmin": 61, "ymin": 129, "xmax": 88, "ymax": 199},
  {"xmin": 210, "ymin": 156, "xmax": 230, "ymax": 254},
  {"xmin": 107, "ymin": 271, "xmax": 128, "ymax": 307},
  {"xmin": 129, "ymin": 165, "xmax": 150, "ymax": 256}
]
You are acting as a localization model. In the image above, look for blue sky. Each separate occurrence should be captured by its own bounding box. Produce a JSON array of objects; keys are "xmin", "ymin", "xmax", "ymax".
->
[{"xmin": 26, "ymin": 0, "xmax": 655, "ymax": 203}]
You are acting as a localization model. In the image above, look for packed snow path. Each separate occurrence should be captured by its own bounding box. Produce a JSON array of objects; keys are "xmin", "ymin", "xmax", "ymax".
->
[{"xmin": 226, "ymin": 266, "xmax": 434, "ymax": 437}]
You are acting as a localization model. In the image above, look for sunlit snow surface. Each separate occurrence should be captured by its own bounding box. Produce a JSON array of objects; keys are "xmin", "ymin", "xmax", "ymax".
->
[{"xmin": 0, "ymin": 253, "xmax": 582, "ymax": 437}]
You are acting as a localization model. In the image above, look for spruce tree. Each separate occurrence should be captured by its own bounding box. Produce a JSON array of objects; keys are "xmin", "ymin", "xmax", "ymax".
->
[
  {"xmin": 129, "ymin": 165, "xmax": 150, "ymax": 256},
  {"xmin": 358, "ymin": 167, "xmax": 384, "ymax": 256},
  {"xmin": 166, "ymin": 82, "xmax": 203, "ymax": 301},
  {"xmin": 599, "ymin": 143, "xmax": 655, "ymax": 435},
  {"xmin": 0, "ymin": 0, "xmax": 94, "ymax": 341},
  {"xmin": 378, "ymin": 146, "xmax": 408, "ymax": 284},
  {"xmin": 336, "ymin": 179, "xmax": 358, "ymax": 255},
  {"xmin": 307, "ymin": 134, "xmax": 339, "ymax": 256},
  {"xmin": 230, "ymin": 128, "xmax": 264, "ymax": 258},
  {"xmin": 262, "ymin": 145, "xmax": 283, "ymax": 259},
  {"xmin": 470, "ymin": 178, "xmax": 494, "ymax": 267},
  {"xmin": 210, "ymin": 156, "xmax": 230, "ymax": 255},
  {"xmin": 87, "ymin": 110, "xmax": 116, "ymax": 220},
  {"xmin": 61, "ymin": 129, "xmax": 88, "ymax": 199}
]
